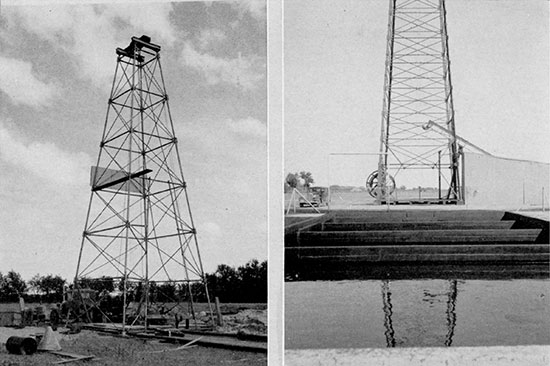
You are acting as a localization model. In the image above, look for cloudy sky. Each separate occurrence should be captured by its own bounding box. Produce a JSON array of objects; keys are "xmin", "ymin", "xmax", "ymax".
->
[
  {"xmin": 284, "ymin": 0, "xmax": 549, "ymax": 187},
  {"xmin": 0, "ymin": 1, "xmax": 267, "ymax": 280}
]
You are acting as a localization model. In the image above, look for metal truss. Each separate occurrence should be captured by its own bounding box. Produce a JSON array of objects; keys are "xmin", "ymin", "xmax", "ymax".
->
[
  {"xmin": 377, "ymin": 0, "xmax": 461, "ymax": 202},
  {"xmin": 75, "ymin": 36, "xmax": 212, "ymax": 333}
]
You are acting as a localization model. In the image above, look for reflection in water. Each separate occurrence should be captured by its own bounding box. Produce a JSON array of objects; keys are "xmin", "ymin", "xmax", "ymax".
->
[
  {"xmin": 381, "ymin": 280, "xmax": 396, "ymax": 347},
  {"xmin": 445, "ymin": 280, "xmax": 458, "ymax": 346},
  {"xmin": 381, "ymin": 279, "xmax": 458, "ymax": 347},
  {"xmin": 285, "ymin": 279, "xmax": 550, "ymax": 349}
]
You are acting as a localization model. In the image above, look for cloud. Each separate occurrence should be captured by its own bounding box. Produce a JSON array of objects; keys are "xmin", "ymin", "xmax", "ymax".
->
[
  {"xmin": 203, "ymin": 0, "xmax": 265, "ymax": 21},
  {"xmin": 175, "ymin": 117, "xmax": 267, "ymax": 270},
  {"xmin": 181, "ymin": 117, "xmax": 266, "ymax": 171},
  {"xmin": 197, "ymin": 221, "xmax": 222, "ymax": 246},
  {"xmin": 197, "ymin": 28, "xmax": 227, "ymax": 50},
  {"xmin": 227, "ymin": 117, "xmax": 266, "ymax": 138},
  {"xmin": 0, "ymin": 56, "xmax": 58, "ymax": 107},
  {"xmin": 230, "ymin": 0, "xmax": 266, "ymax": 20},
  {"xmin": 181, "ymin": 41, "xmax": 264, "ymax": 90},
  {"xmin": 108, "ymin": 4, "xmax": 177, "ymax": 47},
  {"xmin": 4, "ymin": 4, "xmax": 176, "ymax": 88},
  {"xmin": 0, "ymin": 124, "xmax": 92, "ymax": 186}
]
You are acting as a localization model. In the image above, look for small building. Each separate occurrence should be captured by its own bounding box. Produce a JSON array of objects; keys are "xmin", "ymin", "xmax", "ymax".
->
[{"xmin": 0, "ymin": 303, "xmax": 22, "ymax": 327}]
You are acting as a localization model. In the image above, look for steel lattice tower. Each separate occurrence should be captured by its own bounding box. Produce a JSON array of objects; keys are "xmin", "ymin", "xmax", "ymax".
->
[
  {"xmin": 75, "ymin": 36, "xmax": 212, "ymax": 332},
  {"xmin": 374, "ymin": 0, "xmax": 461, "ymax": 203}
]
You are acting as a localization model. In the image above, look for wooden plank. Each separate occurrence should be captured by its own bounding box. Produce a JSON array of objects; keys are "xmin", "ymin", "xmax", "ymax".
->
[
  {"xmin": 53, "ymin": 356, "xmax": 94, "ymax": 364},
  {"xmin": 51, "ymin": 351, "xmax": 95, "ymax": 364},
  {"xmin": 50, "ymin": 351, "xmax": 90, "ymax": 359},
  {"xmin": 144, "ymin": 337, "xmax": 202, "ymax": 354}
]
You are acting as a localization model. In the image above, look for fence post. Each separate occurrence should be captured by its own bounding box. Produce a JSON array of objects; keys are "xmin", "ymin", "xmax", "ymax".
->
[{"xmin": 215, "ymin": 296, "xmax": 223, "ymax": 326}]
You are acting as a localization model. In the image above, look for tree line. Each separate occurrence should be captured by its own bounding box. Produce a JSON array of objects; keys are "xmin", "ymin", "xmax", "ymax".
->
[
  {"xmin": 0, "ymin": 259, "xmax": 267, "ymax": 304},
  {"xmin": 0, "ymin": 271, "xmax": 64, "ymax": 303},
  {"xmin": 285, "ymin": 171, "xmax": 315, "ymax": 192}
]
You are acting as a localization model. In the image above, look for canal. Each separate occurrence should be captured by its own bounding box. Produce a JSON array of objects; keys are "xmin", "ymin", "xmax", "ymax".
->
[{"xmin": 285, "ymin": 279, "xmax": 550, "ymax": 349}]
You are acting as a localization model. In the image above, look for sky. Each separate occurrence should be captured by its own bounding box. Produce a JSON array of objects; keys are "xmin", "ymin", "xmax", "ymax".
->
[
  {"xmin": 284, "ymin": 0, "xmax": 549, "ymax": 188},
  {"xmin": 0, "ymin": 0, "xmax": 267, "ymax": 280},
  {"xmin": 0, "ymin": 0, "xmax": 548, "ymax": 279}
]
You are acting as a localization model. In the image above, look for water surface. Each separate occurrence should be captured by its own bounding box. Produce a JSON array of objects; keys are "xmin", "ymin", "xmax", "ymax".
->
[{"xmin": 285, "ymin": 279, "xmax": 550, "ymax": 349}]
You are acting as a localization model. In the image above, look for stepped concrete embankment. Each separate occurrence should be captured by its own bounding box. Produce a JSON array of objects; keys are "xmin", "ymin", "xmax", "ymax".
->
[{"xmin": 285, "ymin": 209, "xmax": 549, "ymax": 280}]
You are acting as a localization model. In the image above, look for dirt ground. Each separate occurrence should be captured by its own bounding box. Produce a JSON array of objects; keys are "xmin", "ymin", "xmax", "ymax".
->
[
  {"xmin": 215, "ymin": 309, "xmax": 267, "ymax": 335},
  {"xmin": 0, "ymin": 328, "xmax": 266, "ymax": 366},
  {"xmin": 0, "ymin": 307, "xmax": 267, "ymax": 365}
]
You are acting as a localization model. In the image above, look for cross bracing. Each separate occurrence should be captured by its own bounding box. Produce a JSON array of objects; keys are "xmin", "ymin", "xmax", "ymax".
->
[
  {"xmin": 377, "ymin": 0, "xmax": 461, "ymax": 202},
  {"xmin": 74, "ymin": 36, "xmax": 212, "ymax": 331}
]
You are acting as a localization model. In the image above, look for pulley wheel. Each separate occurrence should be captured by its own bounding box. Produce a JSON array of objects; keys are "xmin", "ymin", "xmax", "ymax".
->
[{"xmin": 366, "ymin": 170, "xmax": 396, "ymax": 198}]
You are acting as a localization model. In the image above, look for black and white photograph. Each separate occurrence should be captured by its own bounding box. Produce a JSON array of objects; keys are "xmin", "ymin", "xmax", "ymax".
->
[
  {"xmin": 0, "ymin": 0, "xmax": 549, "ymax": 365},
  {"xmin": 284, "ymin": 0, "xmax": 549, "ymax": 364},
  {"xmin": 0, "ymin": 1, "xmax": 267, "ymax": 364}
]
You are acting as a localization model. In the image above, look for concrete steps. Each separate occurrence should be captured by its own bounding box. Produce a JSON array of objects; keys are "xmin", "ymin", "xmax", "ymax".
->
[
  {"xmin": 297, "ymin": 229, "xmax": 542, "ymax": 246},
  {"xmin": 329, "ymin": 210, "xmax": 506, "ymax": 222},
  {"xmin": 286, "ymin": 262, "xmax": 550, "ymax": 281},
  {"xmin": 320, "ymin": 221, "xmax": 514, "ymax": 231},
  {"xmin": 285, "ymin": 209, "xmax": 550, "ymax": 279},
  {"xmin": 288, "ymin": 244, "xmax": 550, "ymax": 257}
]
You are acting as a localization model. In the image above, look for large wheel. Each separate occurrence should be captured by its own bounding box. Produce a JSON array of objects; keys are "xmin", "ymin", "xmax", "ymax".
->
[{"xmin": 366, "ymin": 170, "xmax": 396, "ymax": 198}]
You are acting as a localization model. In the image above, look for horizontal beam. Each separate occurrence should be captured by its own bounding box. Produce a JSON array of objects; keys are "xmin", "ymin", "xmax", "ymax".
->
[{"xmin": 92, "ymin": 169, "xmax": 152, "ymax": 192}]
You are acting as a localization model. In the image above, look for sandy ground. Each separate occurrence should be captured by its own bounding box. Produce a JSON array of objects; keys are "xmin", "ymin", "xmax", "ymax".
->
[
  {"xmin": 0, "ymin": 327, "xmax": 266, "ymax": 365},
  {"xmin": 215, "ymin": 309, "xmax": 267, "ymax": 335},
  {"xmin": 0, "ymin": 308, "xmax": 267, "ymax": 365}
]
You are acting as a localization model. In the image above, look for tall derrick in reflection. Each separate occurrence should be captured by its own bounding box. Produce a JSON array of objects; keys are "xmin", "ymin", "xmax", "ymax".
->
[{"xmin": 381, "ymin": 280, "xmax": 458, "ymax": 347}]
